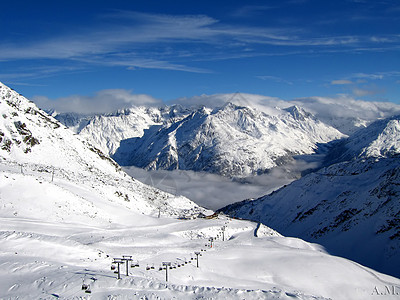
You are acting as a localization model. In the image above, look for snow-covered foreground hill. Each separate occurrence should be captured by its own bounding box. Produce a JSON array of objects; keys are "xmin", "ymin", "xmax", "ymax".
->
[
  {"xmin": 2, "ymin": 203, "xmax": 400, "ymax": 299},
  {"xmin": 0, "ymin": 82, "xmax": 203, "ymax": 219}
]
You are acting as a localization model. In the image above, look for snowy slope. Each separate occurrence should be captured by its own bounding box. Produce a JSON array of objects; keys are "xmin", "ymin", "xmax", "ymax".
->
[
  {"xmin": 220, "ymin": 116, "xmax": 400, "ymax": 278},
  {"xmin": 0, "ymin": 82, "xmax": 204, "ymax": 219},
  {"xmin": 113, "ymin": 103, "xmax": 344, "ymax": 177},
  {"xmin": 2, "ymin": 212, "xmax": 400, "ymax": 299}
]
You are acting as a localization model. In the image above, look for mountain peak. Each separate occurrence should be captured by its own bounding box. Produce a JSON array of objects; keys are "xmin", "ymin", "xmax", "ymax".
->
[
  {"xmin": 284, "ymin": 105, "xmax": 313, "ymax": 121},
  {"xmin": 325, "ymin": 115, "xmax": 400, "ymax": 164}
]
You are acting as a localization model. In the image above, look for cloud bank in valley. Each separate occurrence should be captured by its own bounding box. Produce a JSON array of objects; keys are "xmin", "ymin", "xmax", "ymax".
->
[{"xmin": 124, "ymin": 157, "xmax": 318, "ymax": 211}]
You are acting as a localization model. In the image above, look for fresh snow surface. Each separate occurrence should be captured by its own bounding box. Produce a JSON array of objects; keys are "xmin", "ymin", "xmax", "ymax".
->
[{"xmin": 2, "ymin": 198, "xmax": 400, "ymax": 299}]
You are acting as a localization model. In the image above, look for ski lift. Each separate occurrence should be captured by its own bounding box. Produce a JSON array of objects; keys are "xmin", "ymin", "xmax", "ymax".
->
[
  {"xmin": 146, "ymin": 265, "xmax": 151, "ymax": 271},
  {"xmin": 159, "ymin": 266, "xmax": 163, "ymax": 271},
  {"xmin": 169, "ymin": 266, "xmax": 173, "ymax": 269},
  {"xmin": 85, "ymin": 285, "xmax": 92, "ymax": 294},
  {"xmin": 131, "ymin": 260, "xmax": 139, "ymax": 268}
]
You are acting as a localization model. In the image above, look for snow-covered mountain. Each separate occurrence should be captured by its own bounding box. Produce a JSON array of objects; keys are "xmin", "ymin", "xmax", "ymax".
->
[
  {"xmin": 0, "ymin": 82, "xmax": 204, "ymax": 221},
  {"xmin": 53, "ymin": 105, "xmax": 191, "ymax": 156},
  {"xmin": 2, "ymin": 82, "xmax": 400, "ymax": 299},
  {"xmin": 112, "ymin": 103, "xmax": 344, "ymax": 177},
  {"xmin": 171, "ymin": 93, "xmax": 400, "ymax": 135},
  {"xmin": 323, "ymin": 115, "xmax": 400, "ymax": 165},
  {"xmin": 220, "ymin": 115, "xmax": 400, "ymax": 278}
]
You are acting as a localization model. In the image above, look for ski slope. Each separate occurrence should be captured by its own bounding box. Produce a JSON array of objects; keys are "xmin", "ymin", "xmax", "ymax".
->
[
  {"xmin": 1, "ymin": 160, "xmax": 399, "ymax": 299},
  {"xmin": 2, "ymin": 206, "xmax": 400, "ymax": 299}
]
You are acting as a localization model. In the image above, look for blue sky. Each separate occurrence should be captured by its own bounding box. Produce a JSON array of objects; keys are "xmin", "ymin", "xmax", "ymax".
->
[{"xmin": 1, "ymin": 0, "xmax": 400, "ymax": 112}]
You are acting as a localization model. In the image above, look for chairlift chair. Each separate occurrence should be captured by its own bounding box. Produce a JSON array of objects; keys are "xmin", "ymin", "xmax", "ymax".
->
[
  {"xmin": 150, "ymin": 265, "xmax": 155, "ymax": 269},
  {"xmin": 85, "ymin": 285, "xmax": 92, "ymax": 294}
]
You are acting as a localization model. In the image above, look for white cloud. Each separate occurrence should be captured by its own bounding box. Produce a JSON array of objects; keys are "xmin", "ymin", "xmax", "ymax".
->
[
  {"xmin": 171, "ymin": 92, "xmax": 400, "ymax": 134},
  {"xmin": 123, "ymin": 160, "xmax": 314, "ymax": 210},
  {"xmin": 171, "ymin": 93, "xmax": 285, "ymax": 116},
  {"xmin": 352, "ymin": 87, "xmax": 378, "ymax": 97},
  {"xmin": 33, "ymin": 89, "xmax": 163, "ymax": 114},
  {"xmin": 331, "ymin": 79, "xmax": 353, "ymax": 85},
  {"xmin": 257, "ymin": 75, "xmax": 293, "ymax": 85},
  {"xmin": 352, "ymin": 72, "xmax": 384, "ymax": 80}
]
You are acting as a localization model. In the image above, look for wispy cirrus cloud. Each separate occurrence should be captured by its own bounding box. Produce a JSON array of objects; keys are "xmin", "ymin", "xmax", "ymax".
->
[
  {"xmin": 1, "ymin": 10, "xmax": 399, "ymax": 73},
  {"xmin": 257, "ymin": 75, "xmax": 293, "ymax": 85},
  {"xmin": 329, "ymin": 71, "xmax": 400, "ymax": 99},
  {"xmin": 230, "ymin": 5, "xmax": 276, "ymax": 18},
  {"xmin": 0, "ymin": 6, "xmax": 399, "ymax": 94}
]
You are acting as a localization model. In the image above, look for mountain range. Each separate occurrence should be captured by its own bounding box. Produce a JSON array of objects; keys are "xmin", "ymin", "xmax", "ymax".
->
[{"xmin": 55, "ymin": 102, "xmax": 345, "ymax": 177}]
